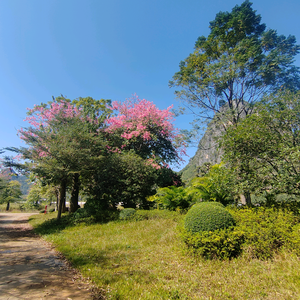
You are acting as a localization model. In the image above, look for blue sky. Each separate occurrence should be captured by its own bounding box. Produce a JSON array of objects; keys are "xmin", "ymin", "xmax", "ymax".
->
[{"xmin": 0, "ymin": 0, "xmax": 299, "ymax": 170}]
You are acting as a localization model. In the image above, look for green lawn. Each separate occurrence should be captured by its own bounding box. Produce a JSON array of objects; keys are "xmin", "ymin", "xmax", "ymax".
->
[{"xmin": 29, "ymin": 212, "xmax": 300, "ymax": 300}]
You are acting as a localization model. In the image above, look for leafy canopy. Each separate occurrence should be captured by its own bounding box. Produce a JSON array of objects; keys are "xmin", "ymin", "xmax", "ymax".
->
[
  {"xmin": 221, "ymin": 90, "xmax": 300, "ymax": 196},
  {"xmin": 170, "ymin": 0, "xmax": 300, "ymax": 128}
]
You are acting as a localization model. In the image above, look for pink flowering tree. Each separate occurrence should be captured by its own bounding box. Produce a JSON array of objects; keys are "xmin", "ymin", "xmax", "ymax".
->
[
  {"xmin": 13, "ymin": 96, "xmax": 111, "ymax": 219},
  {"xmin": 9, "ymin": 95, "xmax": 186, "ymax": 215},
  {"xmin": 105, "ymin": 96, "xmax": 186, "ymax": 169}
]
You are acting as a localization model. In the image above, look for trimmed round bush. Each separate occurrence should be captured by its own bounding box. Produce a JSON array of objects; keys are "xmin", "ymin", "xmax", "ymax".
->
[
  {"xmin": 119, "ymin": 208, "xmax": 136, "ymax": 220},
  {"xmin": 184, "ymin": 203, "xmax": 235, "ymax": 233},
  {"xmin": 202, "ymin": 201, "xmax": 225, "ymax": 208}
]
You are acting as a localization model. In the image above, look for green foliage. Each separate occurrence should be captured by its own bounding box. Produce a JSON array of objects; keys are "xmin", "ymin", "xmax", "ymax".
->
[
  {"xmin": 221, "ymin": 91, "xmax": 300, "ymax": 196},
  {"xmin": 82, "ymin": 199, "xmax": 119, "ymax": 223},
  {"xmin": 186, "ymin": 163, "xmax": 235, "ymax": 206},
  {"xmin": 149, "ymin": 186, "xmax": 192, "ymax": 211},
  {"xmin": 155, "ymin": 167, "xmax": 182, "ymax": 188},
  {"xmin": 119, "ymin": 208, "xmax": 136, "ymax": 220},
  {"xmin": 29, "ymin": 209, "xmax": 300, "ymax": 299},
  {"xmin": 204, "ymin": 201, "xmax": 225, "ymax": 208},
  {"xmin": 184, "ymin": 202, "xmax": 235, "ymax": 234},
  {"xmin": 170, "ymin": 1, "xmax": 300, "ymax": 131},
  {"xmin": 25, "ymin": 184, "xmax": 44, "ymax": 209},
  {"xmin": 181, "ymin": 227, "xmax": 244, "ymax": 260},
  {"xmin": 181, "ymin": 206, "xmax": 300, "ymax": 260},
  {"xmin": 0, "ymin": 180, "xmax": 23, "ymax": 210},
  {"xmin": 85, "ymin": 151, "xmax": 158, "ymax": 210},
  {"xmin": 73, "ymin": 208, "xmax": 96, "ymax": 224},
  {"xmin": 229, "ymin": 207, "xmax": 300, "ymax": 259}
]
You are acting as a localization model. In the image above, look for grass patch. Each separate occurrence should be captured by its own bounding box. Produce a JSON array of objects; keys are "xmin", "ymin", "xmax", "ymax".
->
[
  {"xmin": 29, "ymin": 211, "xmax": 300, "ymax": 299},
  {"xmin": 0, "ymin": 202, "xmax": 40, "ymax": 213}
]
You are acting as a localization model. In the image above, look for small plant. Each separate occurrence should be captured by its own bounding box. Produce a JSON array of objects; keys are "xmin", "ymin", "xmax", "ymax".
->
[
  {"xmin": 184, "ymin": 202, "xmax": 235, "ymax": 233},
  {"xmin": 119, "ymin": 208, "xmax": 136, "ymax": 220}
]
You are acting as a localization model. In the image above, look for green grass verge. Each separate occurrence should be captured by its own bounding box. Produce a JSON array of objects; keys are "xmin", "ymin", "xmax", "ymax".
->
[{"xmin": 29, "ymin": 211, "xmax": 300, "ymax": 300}]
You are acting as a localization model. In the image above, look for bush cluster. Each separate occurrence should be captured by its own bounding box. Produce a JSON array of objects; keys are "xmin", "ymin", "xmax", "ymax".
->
[
  {"xmin": 181, "ymin": 227, "xmax": 244, "ymax": 260},
  {"xmin": 184, "ymin": 202, "xmax": 235, "ymax": 233},
  {"xmin": 229, "ymin": 207, "xmax": 300, "ymax": 259},
  {"xmin": 119, "ymin": 208, "xmax": 136, "ymax": 220},
  {"xmin": 181, "ymin": 204, "xmax": 300, "ymax": 260}
]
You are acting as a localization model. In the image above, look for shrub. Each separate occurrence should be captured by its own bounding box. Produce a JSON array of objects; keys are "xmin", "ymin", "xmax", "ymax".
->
[
  {"xmin": 184, "ymin": 203, "xmax": 235, "ymax": 233},
  {"xmin": 73, "ymin": 208, "xmax": 91, "ymax": 219},
  {"xmin": 202, "ymin": 201, "xmax": 225, "ymax": 208},
  {"xmin": 181, "ymin": 227, "xmax": 244, "ymax": 260},
  {"xmin": 119, "ymin": 208, "xmax": 136, "ymax": 220},
  {"xmin": 73, "ymin": 208, "xmax": 96, "ymax": 224},
  {"xmin": 228, "ymin": 207, "xmax": 300, "ymax": 259},
  {"xmin": 83, "ymin": 198, "xmax": 119, "ymax": 223},
  {"xmin": 149, "ymin": 186, "xmax": 192, "ymax": 211}
]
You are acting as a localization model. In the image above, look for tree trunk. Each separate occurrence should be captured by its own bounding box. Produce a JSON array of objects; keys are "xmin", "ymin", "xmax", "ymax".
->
[
  {"xmin": 55, "ymin": 188, "xmax": 59, "ymax": 211},
  {"xmin": 240, "ymin": 193, "xmax": 252, "ymax": 206},
  {"xmin": 70, "ymin": 173, "xmax": 80, "ymax": 213},
  {"xmin": 62, "ymin": 198, "xmax": 66, "ymax": 213},
  {"xmin": 6, "ymin": 201, "xmax": 10, "ymax": 211},
  {"xmin": 57, "ymin": 180, "xmax": 67, "ymax": 221},
  {"xmin": 245, "ymin": 192, "xmax": 252, "ymax": 206}
]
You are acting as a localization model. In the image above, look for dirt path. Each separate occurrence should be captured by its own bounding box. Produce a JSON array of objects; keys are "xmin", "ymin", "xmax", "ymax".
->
[{"xmin": 0, "ymin": 213, "xmax": 100, "ymax": 300}]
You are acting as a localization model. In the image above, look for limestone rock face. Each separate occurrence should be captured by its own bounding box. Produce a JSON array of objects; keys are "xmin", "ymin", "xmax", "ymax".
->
[{"xmin": 180, "ymin": 119, "xmax": 224, "ymax": 182}]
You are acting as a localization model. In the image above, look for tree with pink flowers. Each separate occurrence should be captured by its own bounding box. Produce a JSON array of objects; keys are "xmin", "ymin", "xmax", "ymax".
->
[
  {"xmin": 105, "ymin": 96, "xmax": 186, "ymax": 168},
  {"xmin": 8, "ymin": 95, "xmax": 185, "ymax": 218},
  {"xmin": 13, "ymin": 96, "xmax": 111, "ymax": 219}
]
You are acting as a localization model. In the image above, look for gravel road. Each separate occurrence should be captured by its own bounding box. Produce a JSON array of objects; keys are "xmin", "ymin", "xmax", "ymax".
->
[{"xmin": 0, "ymin": 213, "xmax": 99, "ymax": 300}]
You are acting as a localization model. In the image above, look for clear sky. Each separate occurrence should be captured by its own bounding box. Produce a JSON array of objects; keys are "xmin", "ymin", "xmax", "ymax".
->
[{"xmin": 0, "ymin": 0, "xmax": 299, "ymax": 170}]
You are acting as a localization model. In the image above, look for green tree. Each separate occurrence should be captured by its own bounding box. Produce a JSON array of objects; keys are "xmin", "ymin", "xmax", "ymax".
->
[
  {"xmin": 0, "ymin": 180, "xmax": 22, "ymax": 211},
  {"xmin": 221, "ymin": 91, "xmax": 300, "ymax": 198},
  {"xmin": 9, "ymin": 97, "xmax": 110, "ymax": 219},
  {"xmin": 26, "ymin": 180, "xmax": 58, "ymax": 210},
  {"xmin": 84, "ymin": 151, "xmax": 159, "ymax": 211},
  {"xmin": 170, "ymin": 1, "xmax": 300, "ymax": 129}
]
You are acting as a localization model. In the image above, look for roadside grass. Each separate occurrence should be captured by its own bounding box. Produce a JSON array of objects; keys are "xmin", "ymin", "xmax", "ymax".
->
[
  {"xmin": 29, "ymin": 212, "xmax": 300, "ymax": 300},
  {"xmin": 0, "ymin": 202, "xmax": 56, "ymax": 213},
  {"xmin": 0, "ymin": 202, "xmax": 36, "ymax": 212}
]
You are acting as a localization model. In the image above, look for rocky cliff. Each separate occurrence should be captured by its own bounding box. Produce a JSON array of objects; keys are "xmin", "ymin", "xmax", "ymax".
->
[{"xmin": 180, "ymin": 119, "xmax": 224, "ymax": 182}]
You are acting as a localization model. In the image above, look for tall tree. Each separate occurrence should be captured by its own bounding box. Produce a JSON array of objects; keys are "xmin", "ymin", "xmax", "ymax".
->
[
  {"xmin": 85, "ymin": 96, "xmax": 187, "ymax": 211},
  {"xmin": 0, "ymin": 180, "xmax": 22, "ymax": 211},
  {"xmin": 170, "ymin": 0, "xmax": 300, "ymax": 129},
  {"xmin": 11, "ymin": 97, "xmax": 110, "ymax": 219},
  {"xmin": 221, "ymin": 90, "xmax": 300, "ymax": 197}
]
